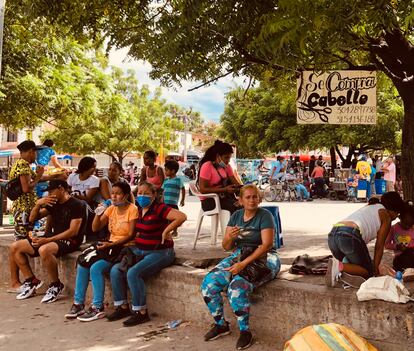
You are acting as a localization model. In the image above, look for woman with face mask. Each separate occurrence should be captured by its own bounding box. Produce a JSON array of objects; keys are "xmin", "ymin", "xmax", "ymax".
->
[
  {"xmin": 107, "ymin": 181, "xmax": 187, "ymax": 327},
  {"xmin": 198, "ymin": 140, "xmax": 243, "ymax": 214},
  {"xmin": 65, "ymin": 182, "xmax": 138, "ymax": 322}
]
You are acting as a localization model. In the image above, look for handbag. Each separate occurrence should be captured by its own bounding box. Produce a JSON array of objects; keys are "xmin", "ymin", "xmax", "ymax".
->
[
  {"xmin": 238, "ymin": 246, "xmax": 271, "ymax": 283},
  {"xmin": 77, "ymin": 242, "xmax": 122, "ymax": 268},
  {"xmin": 5, "ymin": 178, "xmax": 23, "ymax": 200}
]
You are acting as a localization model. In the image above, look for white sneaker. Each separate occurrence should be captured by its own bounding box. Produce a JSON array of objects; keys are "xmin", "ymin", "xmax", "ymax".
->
[
  {"xmin": 403, "ymin": 268, "xmax": 414, "ymax": 282},
  {"xmin": 16, "ymin": 281, "xmax": 37, "ymax": 300},
  {"xmin": 340, "ymin": 272, "xmax": 366, "ymax": 288},
  {"xmin": 41, "ymin": 283, "xmax": 64, "ymax": 303},
  {"xmin": 325, "ymin": 258, "xmax": 341, "ymax": 287}
]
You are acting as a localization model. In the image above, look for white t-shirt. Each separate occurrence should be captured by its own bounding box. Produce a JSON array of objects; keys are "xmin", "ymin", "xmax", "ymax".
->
[
  {"xmin": 343, "ymin": 204, "xmax": 384, "ymax": 243},
  {"xmin": 67, "ymin": 173, "xmax": 100, "ymax": 196}
]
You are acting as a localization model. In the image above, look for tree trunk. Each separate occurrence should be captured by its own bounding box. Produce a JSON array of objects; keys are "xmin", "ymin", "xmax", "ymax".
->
[
  {"xmin": 329, "ymin": 146, "xmax": 337, "ymax": 170},
  {"xmin": 341, "ymin": 145, "xmax": 356, "ymax": 168},
  {"xmin": 401, "ymin": 99, "xmax": 414, "ymax": 200}
]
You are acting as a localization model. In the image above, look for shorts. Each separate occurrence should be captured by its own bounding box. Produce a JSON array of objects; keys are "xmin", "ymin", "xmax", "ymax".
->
[
  {"xmin": 28, "ymin": 238, "xmax": 80, "ymax": 258},
  {"xmin": 328, "ymin": 226, "xmax": 373, "ymax": 277}
]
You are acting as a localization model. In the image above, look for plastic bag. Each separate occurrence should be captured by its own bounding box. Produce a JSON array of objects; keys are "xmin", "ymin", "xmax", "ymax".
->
[{"xmin": 356, "ymin": 276, "xmax": 411, "ymax": 303}]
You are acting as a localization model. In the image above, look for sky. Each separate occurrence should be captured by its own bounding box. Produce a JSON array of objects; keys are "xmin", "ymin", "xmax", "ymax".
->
[{"xmin": 108, "ymin": 47, "xmax": 245, "ymax": 122}]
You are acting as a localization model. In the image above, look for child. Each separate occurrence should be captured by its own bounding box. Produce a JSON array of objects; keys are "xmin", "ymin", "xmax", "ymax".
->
[
  {"xmin": 385, "ymin": 202, "xmax": 414, "ymax": 272},
  {"xmin": 162, "ymin": 160, "xmax": 185, "ymax": 237},
  {"xmin": 139, "ymin": 150, "xmax": 165, "ymax": 200},
  {"xmin": 36, "ymin": 139, "xmax": 62, "ymax": 168}
]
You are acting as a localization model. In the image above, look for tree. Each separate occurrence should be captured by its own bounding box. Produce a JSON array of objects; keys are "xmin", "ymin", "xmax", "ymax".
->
[
  {"xmin": 219, "ymin": 73, "xmax": 403, "ymax": 162},
  {"xmin": 23, "ymin": 1, "xmax": 414, "ymax": 198},
  {"xmin": 45, "ymin": 68, "xmax": 181, "ymax": 163}
]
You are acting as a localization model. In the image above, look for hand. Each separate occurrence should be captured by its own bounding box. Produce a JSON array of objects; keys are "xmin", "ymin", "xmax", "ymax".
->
[
  {"xmin": 96, "ymin": 242, "xmax": 111, "ymax": 250},
  {"xmin": 224, "ymin": 261, "xmax": 246, "ymax": 275},
  {"xmin": 225, "ymin": 184, "xmax": 238, "ymax": 193},
  {"xmin": 180, "ymin": 200, "xmax": 185, "ymax": 207},
  {"xmin": 31, "ymin": 237, "xmax": 50, "ymax": 248},
  {"xmin": 36, "ymin": 165, "xmax": 45, "ymax": 178},
  {"xmin": 37, "ymin": 195, "xmax": 58, "ymax": 207},
  {"xmin": 161, "ymin": 230, "xmax": 172, "ymax": 244},
  {"xmin": 228, "ymin": 226, "xmax": 240, "ymax": 240}
]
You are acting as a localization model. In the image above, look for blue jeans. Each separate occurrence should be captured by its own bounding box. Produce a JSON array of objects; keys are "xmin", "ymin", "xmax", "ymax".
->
[
  {"xmin": 295, "ymin": 184, "xmax": 309, "ymax": 199},
  {"xmin": 328, "ymin": 226, "xmax": 373, "ymax": 277},
  {"xmin": 110, "ymin": 247, "xmax": 175, "ymax": 311},
  {"xmin": 74, "ymin": 259, "xmax": 113, "ymax": 308}
]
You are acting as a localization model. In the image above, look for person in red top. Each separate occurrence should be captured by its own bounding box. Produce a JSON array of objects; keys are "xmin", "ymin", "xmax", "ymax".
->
[
  {"xmin": 107, "ymin": 181, "xmax": 186, "ymax": 327},
  {"xmin": 139, "ymin": 150, "xmax": 165, "ymax": 200},
  {"xmin": 311, "ymin": 160, "xmax": 326, "ymax": 198}
]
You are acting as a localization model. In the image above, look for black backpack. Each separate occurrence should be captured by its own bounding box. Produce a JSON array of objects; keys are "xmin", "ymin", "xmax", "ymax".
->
[{"xmin": 5, "ymin": 178, "xmax": 23, "ymax": 200}]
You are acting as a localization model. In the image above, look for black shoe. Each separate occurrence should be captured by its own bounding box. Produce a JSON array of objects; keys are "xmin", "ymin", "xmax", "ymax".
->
[
  {"xmin": 106, "ymin": 306, "xmax": 131, "ymax": 321},
  {"xmin": 123, "ymin": 311, "xmax": 150, "ymax": 327},
  {"xmin": 204, "ymin": 322, "xmax": 231, "ymax": 341},
  {"xmin": 236, "ymin": 331, "xmax": 253, "ymax": 350},
  {"xmin": 65, "ymin": 303, "xmax": 86, "ymax": 319}
]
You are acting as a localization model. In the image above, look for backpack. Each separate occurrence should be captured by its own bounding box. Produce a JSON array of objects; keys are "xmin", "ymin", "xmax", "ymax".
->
[{"xmin": 5, "ymin": 178, "xmax": 23, "ymax": 200}]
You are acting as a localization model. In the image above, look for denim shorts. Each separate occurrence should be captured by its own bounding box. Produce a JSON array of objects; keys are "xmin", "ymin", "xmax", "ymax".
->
[{"xmin": 328, "ymin": 226, "xmax": 373, "ymax": 277}]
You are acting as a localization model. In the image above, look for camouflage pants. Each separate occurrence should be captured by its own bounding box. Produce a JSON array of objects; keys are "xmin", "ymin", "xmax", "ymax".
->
[
  {"xmin": 200, "ymin": 248, "xmax": 280, "ymax": 331},
  {"xmin": 13, "ymin": 210, "xmax": 33, "ymax": 241}
]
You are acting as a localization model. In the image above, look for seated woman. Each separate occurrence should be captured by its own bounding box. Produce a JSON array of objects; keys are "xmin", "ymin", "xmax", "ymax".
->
[
  {"xmin": 326, "ymin": 191, "xmax": 405, "ymax": 288},
  {"xmin": 198, "ymin": 140, "xmax": 242, "ymax": 214},
  {"xmin": 97, "ymin": 161, "xmax": 125, "ymax": 202},
  {"xmin": 385, "ymin": 202, "xmax": 414, "ymax": 272},
  {"xmin": 107, "ymin": 181, "xmax": 187, "ymax": 326},
  {"xmin": 65, "ymin": 181, "xmax": 138, "ymax": 321},
  {"xmin": 201, "ymin": 185, "xmax": 281, "ymax": 350}
]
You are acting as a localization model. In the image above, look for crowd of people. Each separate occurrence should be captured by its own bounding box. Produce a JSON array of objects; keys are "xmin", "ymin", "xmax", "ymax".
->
[{"xmin": 5, "ymin": 138, "xmax": 413, "ymax": 350}]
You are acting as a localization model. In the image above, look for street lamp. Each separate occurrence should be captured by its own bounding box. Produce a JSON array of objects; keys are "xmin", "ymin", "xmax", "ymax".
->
[{"xmin": 0, "ymin": 0, "xmax": 5, "ymax": 77}]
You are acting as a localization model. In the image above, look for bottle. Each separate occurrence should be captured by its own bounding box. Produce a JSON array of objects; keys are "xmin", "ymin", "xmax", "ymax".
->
[
  {"xmin": 95, "ymin": 199, "xmax": 112, "ymax": 215},
  {"xmin": 8, "ymin": 215, "xmax": 14, "ymax": 225},
  {"xmin": 395, "ymin": 271, "xmax": 403, "ymax": 283}
]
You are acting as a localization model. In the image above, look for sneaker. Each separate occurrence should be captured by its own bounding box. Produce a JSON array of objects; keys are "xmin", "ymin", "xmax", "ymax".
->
[
  {"xmin": 123, "ymin": 311, "xmax": 150, "ymax": 327},
  {"xmin": 325, "ymin": 258, "xmax": 341, "ymax": 287},
  {"xmin": 403, "ymin": 268, "xmax": 414, "ymax": 282},
  {"xmin": 106, "ymin": 306, "xmax": 131, "ymax": 321},
  {"xmin": 16, "ymin": 281, "xmax": 37, "ymax": 300},
  {"xmin": 236, "ymin": 331, "xmax": 253, "ymax": 350},
  {"xmin": 41, "ymin": 282, "xmax": 64, "ymax": 303},
  {"xmin": 340, "ymin": 272, "xmax": 366, "ymax": 288},
  {"xmin": 77, "ymin": 305, "xmax": 105, "ymax": 322},
  {"xmin": 204, "ymin": 322, "xmax": 231, "ymax": 341},
  {"xmin": 65, "ymin": 303, "xmax": 86, "ymax": 319}
]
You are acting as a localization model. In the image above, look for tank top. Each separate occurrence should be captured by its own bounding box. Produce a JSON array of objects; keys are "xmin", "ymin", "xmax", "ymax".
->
[
  {"xmin": 343, "ymin": 204, "xmax": 384, "ymax": 243},
  {"xmin": 146, "ymin": 166, "xmax": 163, "ymax": 189}
]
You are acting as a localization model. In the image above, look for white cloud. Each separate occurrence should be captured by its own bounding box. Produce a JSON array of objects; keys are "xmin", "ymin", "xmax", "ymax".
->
[{"xmin": 108, "ymin": 48, "xmax": 245, "ymax": 122}]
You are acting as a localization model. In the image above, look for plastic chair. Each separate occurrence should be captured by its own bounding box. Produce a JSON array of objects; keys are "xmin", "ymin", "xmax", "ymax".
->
[{"xmin": 189, "ymin": 181, "xmax": 230, "ymax": 249}]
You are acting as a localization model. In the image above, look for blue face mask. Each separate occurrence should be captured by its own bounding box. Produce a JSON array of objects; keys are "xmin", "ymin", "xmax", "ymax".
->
[
  {"xmin": 136, "ymin": 195, "xmax": 152, "ymax": 208},
  {"xmin": 218, "ymin": 161, "xmax": 226, "ymax": 168}
]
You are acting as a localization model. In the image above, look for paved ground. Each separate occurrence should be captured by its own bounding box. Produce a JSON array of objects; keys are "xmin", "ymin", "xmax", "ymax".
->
[{"xmin": 0, "ymin": 197, "xmax": 370, "ymax": 350}]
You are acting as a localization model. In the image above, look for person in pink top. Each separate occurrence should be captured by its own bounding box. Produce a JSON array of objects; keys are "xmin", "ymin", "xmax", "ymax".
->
[
  {"xmin": 385, "ymin": 202, "xmax": 414, "ymax": 271},
  {"xmin": 139, "ymin": 150, "xmax": 165, "ymax": 200},
  {"xmin": 198, "ymin": 140, "xmax": 242, "ymax": 214},
  {"xmin": 381, "ymin": 157, "xmax": 396, "ymax": 192},
  {"xmin": 310, "ymin": 160, "xmax": 326, "ymax": 198}
]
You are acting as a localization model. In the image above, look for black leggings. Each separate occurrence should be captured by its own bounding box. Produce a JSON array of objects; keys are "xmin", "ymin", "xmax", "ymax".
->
[
  {"xmin": 201, "ymin": 196, "xmax": 239, "ymax": 214},
  {"xmin": 393, "ymin": 249, "xmax": 414, "ymax": 272}
]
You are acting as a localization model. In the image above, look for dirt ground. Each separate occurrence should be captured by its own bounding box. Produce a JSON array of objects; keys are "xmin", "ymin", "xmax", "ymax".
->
[{"xmin": 0, "ymin": 289, "xmax": 277, "ymax": 351}]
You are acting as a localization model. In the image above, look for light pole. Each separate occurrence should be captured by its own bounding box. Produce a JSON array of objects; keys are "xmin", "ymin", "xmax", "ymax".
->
[
  {"xmin": 0, "ymin": 0, "xmax": 5, "ymax": 77},
  {"xmin": 182, "ymin": 107, "xmax": 192, "ymax": 163}
]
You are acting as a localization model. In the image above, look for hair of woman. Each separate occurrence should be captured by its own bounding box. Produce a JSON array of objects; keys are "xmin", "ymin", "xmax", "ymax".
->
[{"xmin": 76, "ymin": 156, "xmax": 97, "ymax": 174}]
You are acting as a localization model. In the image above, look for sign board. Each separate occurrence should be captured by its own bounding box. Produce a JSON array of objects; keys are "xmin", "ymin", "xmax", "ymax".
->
[{"xmin": 297, "ymin": 70, "xmax": 377, "ymax": 124}]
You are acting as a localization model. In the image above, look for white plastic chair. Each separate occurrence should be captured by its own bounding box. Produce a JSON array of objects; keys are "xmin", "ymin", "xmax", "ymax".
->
[{"xmin": 189, "ymin": 181, "xmax": 231, "ymax": 249}]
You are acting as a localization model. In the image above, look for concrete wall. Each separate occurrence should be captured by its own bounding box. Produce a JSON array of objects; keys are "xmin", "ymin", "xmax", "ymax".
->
[{"xmin": 0, "ymin": 240, "xmax": 412, "ymax": 351}]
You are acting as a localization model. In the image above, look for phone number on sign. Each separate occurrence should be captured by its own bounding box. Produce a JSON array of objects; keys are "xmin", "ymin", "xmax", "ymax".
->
[
  {"xmin": 336, "ymin": 115, "xmax": 376, "ymax": 124},
  {"xmin": 337, "ymin": 105, "xmax": 376, "ymax": 114}
]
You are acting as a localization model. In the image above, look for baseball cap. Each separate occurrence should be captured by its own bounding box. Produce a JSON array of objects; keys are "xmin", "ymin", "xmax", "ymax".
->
[
  {"xmin": 45, "ymin": 179, "xmax": 69, "ymax": 191},
  {"xmin": 17, "ymin": 140, "xmax": 41, "ymax": 152}
]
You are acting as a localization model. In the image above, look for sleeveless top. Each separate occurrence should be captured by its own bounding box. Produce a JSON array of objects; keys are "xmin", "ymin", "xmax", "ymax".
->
[
  {"xmin": 343, "ymin": 204, "xmax": 384, "ymax": 243},
  {"xmin": 146, "ymin": 166, "xmax": 163, "ymax": 189}
]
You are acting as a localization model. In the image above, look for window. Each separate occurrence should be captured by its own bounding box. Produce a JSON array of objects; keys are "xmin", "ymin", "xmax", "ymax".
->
[{"xmin": 7, "ymin": 130, "xmax": 17, "ymax": 142}]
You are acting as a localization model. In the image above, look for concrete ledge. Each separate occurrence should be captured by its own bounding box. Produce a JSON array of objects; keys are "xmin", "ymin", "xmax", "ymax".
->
[{"xmin": 1, "ymin": 238, "xmax": 413, "ymax": 350}]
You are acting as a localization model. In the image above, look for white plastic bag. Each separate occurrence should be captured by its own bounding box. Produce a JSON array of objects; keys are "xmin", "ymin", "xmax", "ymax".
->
[{"xmin": 357, "ymin": 276, "xmax": 411, "ymax": 303}]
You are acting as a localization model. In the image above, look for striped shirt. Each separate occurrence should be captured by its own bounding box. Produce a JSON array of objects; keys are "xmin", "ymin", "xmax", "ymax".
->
[
  {"xmin": 162, "ymin": 177, "xmax": 184, "ymax": 205},
  {"xmin": 135, "ymin": 202, "xmax": 173, "ymax": 250}
]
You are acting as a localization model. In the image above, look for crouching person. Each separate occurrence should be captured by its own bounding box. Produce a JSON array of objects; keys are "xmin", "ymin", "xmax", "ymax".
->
[
  {"xmin": 11, "ymin": 180, "xmax": 86, "ymax": 302},
  {"xmin": 201, "ymin": 185, "xmax": 281, "ymax": 350}
]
